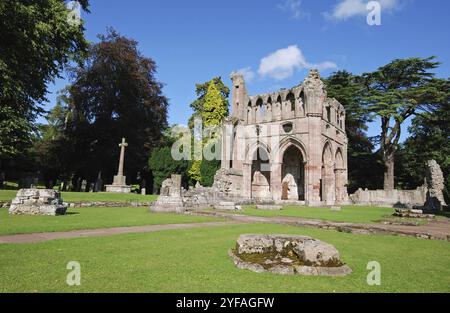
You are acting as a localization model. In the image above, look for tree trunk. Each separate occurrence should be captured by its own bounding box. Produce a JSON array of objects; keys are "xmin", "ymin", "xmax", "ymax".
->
[{"xmin": 383, "ymin": 152, "xmax": 395, "ymax": 190}]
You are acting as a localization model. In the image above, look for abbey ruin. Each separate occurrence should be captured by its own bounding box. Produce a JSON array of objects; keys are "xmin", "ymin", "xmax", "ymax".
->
[{"xmin": 217, "ymin": 69, "xmax": 349, "ymax": 206}]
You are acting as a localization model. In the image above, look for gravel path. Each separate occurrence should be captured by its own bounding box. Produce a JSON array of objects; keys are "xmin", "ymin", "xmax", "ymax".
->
[
  {"xmin": 1, "ymin": 211, "xmax": 449, "ymax": 244},
  {"xmin": 0, "ymin": 221, "xmax": 242, "ymax": 244}
]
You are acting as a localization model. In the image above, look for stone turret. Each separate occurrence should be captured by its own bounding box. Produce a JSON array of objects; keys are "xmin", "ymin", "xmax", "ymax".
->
[
  {"xmin": 303, "ymin": 69, "xmax": 327, "ymax": 116},
  {"xmin": 230, "ymin": 72, "xmax": 248, "ymax": 122}
]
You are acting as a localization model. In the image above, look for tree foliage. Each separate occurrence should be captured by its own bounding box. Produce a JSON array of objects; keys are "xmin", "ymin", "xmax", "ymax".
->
[
  {"xmin": 324, "ymin": 71, "xmax": 383, "ymax": 192},
  {"xmin": 187, "ymin": 78, "xmax": 229, "ymax": 184},
  {"xmin": 396, "ymin": 100, "xmax": 450, "ymax": 202},
  {"xmin": 149, "ymin": 146, "xmax": 189, "ymax": 192},
  {"xmin": 361, "ymin": 57, "xmax": 448, "ymax": 189},
  {"xmin": 0, "ymin": 0, "xmax": 89, "ymax": 159},
  {"xmin": 52, "ymin": 29, "xmax": 169, "ymax": 185},
  {"xmin": 188, "ymin": 77, "xmax": 229, "ymax": 129}
]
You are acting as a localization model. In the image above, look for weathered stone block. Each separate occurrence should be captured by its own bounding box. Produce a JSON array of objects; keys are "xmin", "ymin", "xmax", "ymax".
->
[
  {"xmin": 9, "ymin": 189, "xmax": 67, "ymax": 216},
  {"xmin": 256, "ymin": 205, "xmax": 282, "ymax": 210},
  {"xmin": 230, "ymin": 234, "xmax": 351, "ymax": 276}
]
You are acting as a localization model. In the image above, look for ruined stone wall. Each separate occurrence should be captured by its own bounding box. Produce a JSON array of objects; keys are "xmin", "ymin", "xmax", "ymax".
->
[{"xmin": 349, "ymin": 187, "xmax": 428, "ymax": 208}]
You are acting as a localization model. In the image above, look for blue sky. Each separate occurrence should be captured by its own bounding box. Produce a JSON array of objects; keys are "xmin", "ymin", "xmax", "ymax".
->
[{"xmin": 46, "ymin": 0, "xmax": 450, "ymax": 142}]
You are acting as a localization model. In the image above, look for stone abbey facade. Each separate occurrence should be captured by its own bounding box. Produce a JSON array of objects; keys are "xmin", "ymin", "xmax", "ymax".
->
[{"xmin": 217, "ymin": 69, "xmax": 348, "ymax": 206}]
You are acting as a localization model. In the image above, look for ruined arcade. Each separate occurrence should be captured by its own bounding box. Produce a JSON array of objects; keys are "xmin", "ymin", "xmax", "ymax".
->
[{"xmin": 218, "ymin": 69, "xmax": 348, "ymax": 206}]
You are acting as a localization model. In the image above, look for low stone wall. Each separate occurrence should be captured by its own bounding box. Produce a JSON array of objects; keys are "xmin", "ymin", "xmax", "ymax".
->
[
  {"xmin": 68, "ymin": 201, "xmax": 154, "ymax": 208},
  {"xmin": 349, "ymin": 187, "xmax": 427, "ymax": 208},
  {"xmin": 2, "ymin": 200, "xmax": 154, "ymax": 208}
]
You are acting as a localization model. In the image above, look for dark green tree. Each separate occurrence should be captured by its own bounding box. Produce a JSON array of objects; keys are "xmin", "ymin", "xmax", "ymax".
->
[
  {"xmin": 361, "ymin": 57, "xmax": 448, "ymax": 190},
  {"xmin": 31, "ymin": 93, "xmax": 72, "ymax": 188},
  {"xmin": 148, "ymin": 128, "xmax": 190, "ymax": 192},
  {"xmin": 64, "ymin": 29, "xmax": 169, "ymax": 185},
  {"xmin": 324, "ymin": 71, "xmax": 383, "ymax": 192},
  {"xmin": 396, "ymin": 100, "xmax": 450, "ymax": 202},
  {"xmin": 188, "ymin": 77, "xmax": 230, "ymax": 129},
  {"xmin": 0, "ymin": 0, "xmax": 89, "ymax": 161},
  {"xmin": 187, "ymin": 78, "xmax": 229, "ymax": 183}
]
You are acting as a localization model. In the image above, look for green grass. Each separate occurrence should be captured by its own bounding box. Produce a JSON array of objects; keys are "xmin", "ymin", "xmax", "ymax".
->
[
  {"xmin": 0, "ymin": 189, "xmax": 157, "ymax": 202},
  {"xmin": 0, "ymin": 207, "xmax": 222, "ymax": 235},
  {"xmin": 0, "ymin": 223, "xmax": 449, "ymax": 292},
  {"xmin": 232, "ymin": 205, "xmax": 396, "ymax": 224}
]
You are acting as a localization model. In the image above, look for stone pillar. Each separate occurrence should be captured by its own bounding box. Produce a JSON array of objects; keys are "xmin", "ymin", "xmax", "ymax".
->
[
  {"xmin": 306, "ymin": 115, "xmax": 322, "ymax": 206},
  {"xmin": 334, "ymin": 168, "xmax": 347, "ymax": 204},
  {"xmin": 242, "ymin": 162, "xmax": 252, "ymax": 199},
  {"xmin": 270, "ymin": 161, "xmax": 282, "ymax": 201},
  {"xmin": 221, "ymin": 122, "xmax": 232, "ymax": 170},
  {"xmin": 323, "ymin": 164, "xmax": 335, "ymax": 205},
  {"xmin": 170, "ymin": 174, "xmax": 182, "ymax": 197}
]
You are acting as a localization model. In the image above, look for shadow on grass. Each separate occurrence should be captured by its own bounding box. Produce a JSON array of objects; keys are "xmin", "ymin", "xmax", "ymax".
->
[{"xmin": 435, "ymin": 210, "xmax": 450, "ymax": 218}]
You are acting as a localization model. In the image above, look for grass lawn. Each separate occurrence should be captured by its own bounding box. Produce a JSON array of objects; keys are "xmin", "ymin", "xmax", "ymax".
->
[
  {"xmin": 234, "ymin": 205, "xmax": 396, "ymax": 224},
  {"xmin": 0, "ymin": 190, "xmax": 158, "ymax": 203},
  {"xmin": 0, "ymin": 223, "xmax": 449, "ymax": 292},
  {"xmin": 0, "ymin": 207, "xmax": 222, "ymax": 235}
]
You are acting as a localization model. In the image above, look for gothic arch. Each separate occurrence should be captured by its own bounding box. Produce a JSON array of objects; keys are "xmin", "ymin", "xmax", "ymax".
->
[
  {"xmin": 334, "ymin": 147, "xmax": 346, "ymax": 203},
  {"xmin": 246, "ymin": 141, "xmax": 271, "ymax": 164},
  {"xmin": 335, "ymin": 148, "xmax": 344, "ymax": 169},
  {"xmin": 276, "ymin": 136, "xmax": 308, "ymax": 164},
  {"xmin": 321, "ymin": 141, "xmax": 335, "ymax": 205},
  {"xmin": 281, "ymin": 144, "xmax": 305, "ymax": 201},
  {"xmin": 249, "ymin": 144, "xmax": 271, "ymax": 200}
]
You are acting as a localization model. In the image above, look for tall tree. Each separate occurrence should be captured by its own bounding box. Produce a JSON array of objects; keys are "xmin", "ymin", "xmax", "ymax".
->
[
  {"xmin": 188, "ymin": 77, "xmax": 230, "ymax": 129},
  {"xmin": 0, "ymin": 0, "xmax": 89, "ymax": 160},
  {"xmin": 396, "ymin": 100, "xmax": 450, "ymax": 201},
  {"xmin": 187, "ymin": 78, "xmax": 229, "ymax": 185},
  {"xmin": 64, "ymin": 29, "xmax": 169, "ymax": 184},
  {"xmin": 361, "ymin": 57, "xmax": 448, "ymax": 190},
  {"xmin": 324, "ymin": 71, "xmax": 383, "ymax": 192}
]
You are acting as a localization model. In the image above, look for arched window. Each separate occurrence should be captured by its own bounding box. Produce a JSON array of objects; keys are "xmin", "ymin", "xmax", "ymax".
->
[
  {"xmin": 256, "ymin": 98, "xmax": 264, "ymax": 120},
  {"xmin": 300, "ymin": 90, "xmax": 305, "ymax": 104},
  {"xmin": 286, "ymin": 92, "xmax": 295, "ymax": 111}
]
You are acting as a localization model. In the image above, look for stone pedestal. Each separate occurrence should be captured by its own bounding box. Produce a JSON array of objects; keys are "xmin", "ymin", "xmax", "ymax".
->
[
  {"xmin": 105, "ymin": 185, "xmax": 131, "ymax": 193},
  {"xmin": 9, "ymin": 189, "xmax": 67, "ymax": 216},
  {"xmin": 105, "ymin": 175, "xmax": 131, "ymax": 193}
]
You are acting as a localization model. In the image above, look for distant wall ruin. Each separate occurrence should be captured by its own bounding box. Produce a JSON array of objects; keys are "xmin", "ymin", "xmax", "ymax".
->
[{"xmin": 349, "ymin": 187, "xmax": 427, "ymax": 208}]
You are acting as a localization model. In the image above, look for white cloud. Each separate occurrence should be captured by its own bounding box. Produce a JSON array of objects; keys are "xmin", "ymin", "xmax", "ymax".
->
[
  {"xmin": 235, "ymin": 67, "xmax": 255, "ymax": 82},
  {"xmin": 258, "ymin": 45, "xmax": 337, "ymax": 80},
  {"xmin": 326, "ymin": 0, "xmax": 399, "ymax": 21},
  {"xmin": 278, "ymin": 0, "xmax": 310, "ymax": 20}
]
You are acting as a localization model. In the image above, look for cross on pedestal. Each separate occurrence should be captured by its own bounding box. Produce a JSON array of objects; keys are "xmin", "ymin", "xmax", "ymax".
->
[
  {"xmin": 117, "ymin": 138, "xmax": 128, "ymax": 177},
  {"xmin": 105, "ymin": 138, "xmax": 131, "ymax": 193}
]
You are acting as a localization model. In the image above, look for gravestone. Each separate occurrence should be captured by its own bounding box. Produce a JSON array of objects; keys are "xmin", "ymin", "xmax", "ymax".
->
[
  {"xmin": 0, "ymin": 172, "xmax": 4, "ymax": 188},
  {"xmin": 94, "ymin": 171, "xmax": 103, "ymax": 192},
  {"xmin": 9, "ymin": 189, "xmax": 67, "ymax": 216},
  {"xmin": 105, "ymin": 138, "xmax": 132, "ymax": 193},
  {"xmin": 81, "ymin": 179, "xmax": 87, "ymax": 192},
  {"xmin": 76, "ymin": 177, "xmax": 82, "ymax": 192}
]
